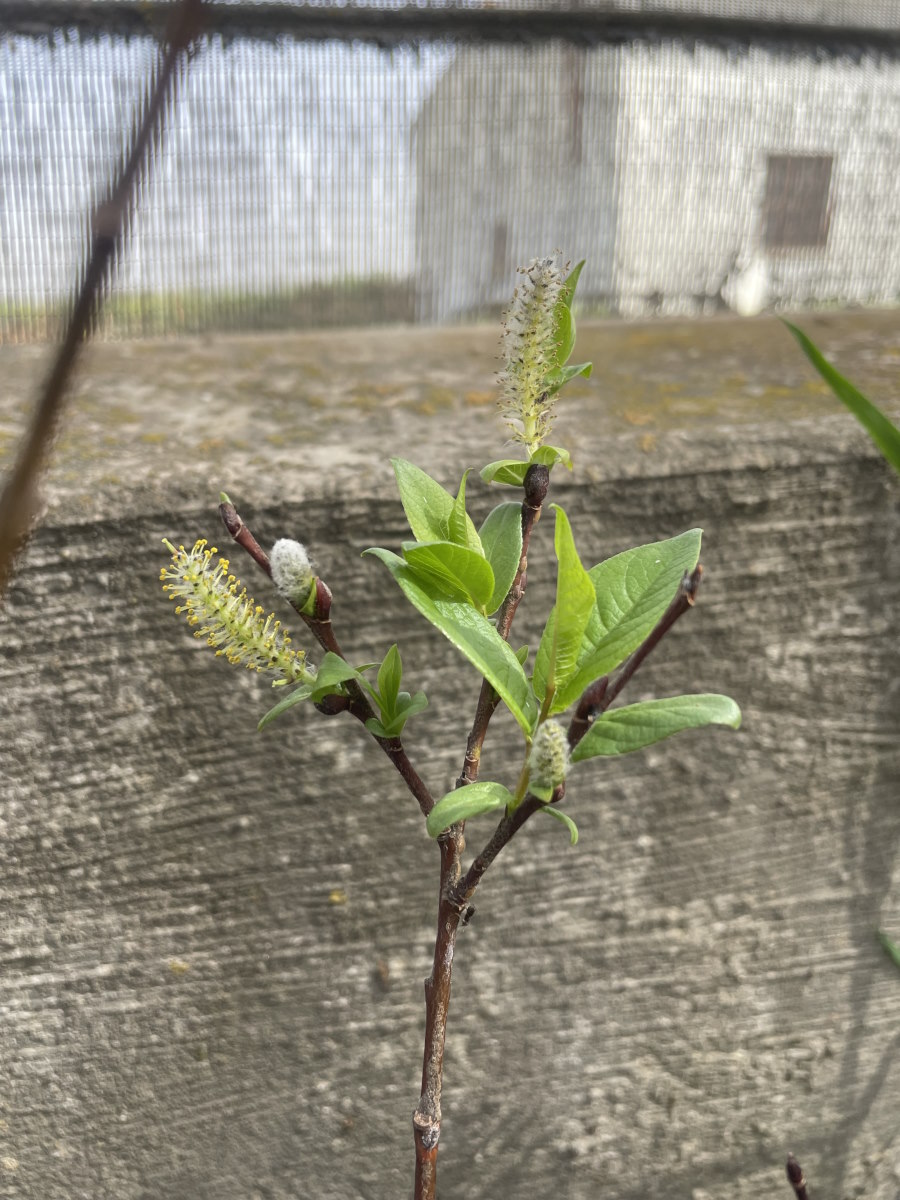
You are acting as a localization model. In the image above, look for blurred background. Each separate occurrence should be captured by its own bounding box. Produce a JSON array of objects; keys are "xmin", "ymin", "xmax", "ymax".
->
[{"xmin": 2, "ymin": 0, "xmax": 900, "ymax": 340}]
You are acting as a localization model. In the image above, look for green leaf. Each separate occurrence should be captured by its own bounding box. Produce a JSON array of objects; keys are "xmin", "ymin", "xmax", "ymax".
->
[
  {"xmin": 544, "ymin": 362, "xmax": 593, "ymax": 396},
  {"xmin": 515, "ymin": 645, "xmax": 529, "ymax": 666},
  {"xmin": 391, "ymin": 458, "xmax": 480, "ymax": 545},
  {"xmin": 876, "ymin": 930, "xmax": 900, "ymax": 972},
  {"xmin": 479, "ymin": 502, "xmax": 523, "ymax": 614},
  {"xmin": 529, "ymin": 444, "xmax": 573, "ymax": 471},
  {"xmin": 402, "ymin": 541, "xmax": 495, "ymax": 610},
  {"xmin": 393, "ymin": 690, "xmax": 429, "ymax": 725},
  {"xmin": 538, "ymin": 529, "xmax": 703, "ymax": 715},
  {"xmin": 448, "ymin": 468, "xmax": 483, "ymax": 552},
  {"xmin": 377, "ymin": 643, "xmax": 402, "ymax": 713},
  {"xmin": 481, "ymin": 446, "xmax": 573, "ymax": 487},
  {"xmin": 548, "ymin": 260, "xmax": 586, "ymax": 375},
  {"xmin": 539, "ymin": 806, "xmax": 579, "ymax": 845},
  {"xmin": 559, "ymin": 259, "xmax": 585, "ymax": 309},
  {"xmin": 366, "ymin": 690, "xmax": 429, "ymax": 738},
  {"xmin": 426, "ymin": 781, "xmax": 513, "ymax": 838},
  {"xmin": 481, "ymin": 458, "xmax": 530, "ymax": 487},
  {"xmin": 785, "ymin": 322, "xmax": 900, "ymax": 476},
  {"xmin": 552, "ymin": 303, "xmax": 575, "ymax": 371},
  {"xmin": 571, "ymin": 694, "xmax": 741, "ymax": 762},
  {"xmin": 258, "ymin": 683, "xmax": 314, "ymax": 731},
  {"xmin": 308, "ymin": 652, "xmax": 362, "ymax": 701},
  {"xmin": 364, "ymin": 548, "xmax": 538, "ymax": 736},
  {"xmin": 533, "ymin": 506, "xmax": 595, "ymax": 704},
  {"xmin": 370, "ymin": 690, "xmax": 429, "ymax": 737}
]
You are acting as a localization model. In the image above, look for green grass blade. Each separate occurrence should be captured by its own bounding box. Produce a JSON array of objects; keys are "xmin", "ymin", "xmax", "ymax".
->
[{"xmin": 785, "ymin": 321, "xmax": 900, "ymax": 476}]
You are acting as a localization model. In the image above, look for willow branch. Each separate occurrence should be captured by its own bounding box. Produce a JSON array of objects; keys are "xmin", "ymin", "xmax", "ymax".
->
[
  {"xmin": 456, "ymin": 462, "xmax": 550, "ymax": 787},
  {"xmin": 568, "ymin": 565, "xmax": 703, "ymax": 747},
  {"xmin": 410, "ymin": 463, "xmax": 551, "ymax": 1199},
  {"xmin": 0, "ymin": 0, "xmax": 205, "ymax": 596},
  {"xmin": 218, "ymin": 498, "xmax": 435, "ymax": 818}
]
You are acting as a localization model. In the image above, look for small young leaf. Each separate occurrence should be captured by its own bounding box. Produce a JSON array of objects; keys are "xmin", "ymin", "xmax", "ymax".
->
[
  {"xmin": 514, "ymin": 645, "xmax": 529, "ymax": 666},
  {"xmin": 537, "ymin": 529, "xmax": 703, "ymax": 715},
  {"xmin": 529, "ymin": 444, "xmax": 574, "ymax": 471},
  {"xmin": 426, "ymin": 781, "xmax": 513, "ymax": 839},
  {"xmin": 551, "ymin": 303, "xmax": 576, "ymax": 371},
  {"xmin": 481, "ymin": 446, "xmax": 574, "ymax": 487},
  {"xmin": 395, "ymin": 690, "xmax": 429, "ymax": 722},
  {"xmin": 365, "ymin": 716, "xmax": 390, "ymax": 738},
  {"xmin": 571, "ymin": 694, "xmax": 741, "ymax": 762},
  {"xmin": 308, "ymin": 651, "xmax": 362, "ymax": 702},
  {"xmin": 559, "ymin": 258, "xmax": 585, "ymax": 309},
  {"xmin": 481, "ymin": 458, "xmax": 530, "ymax": 487},
  {"xmin": 377, "ymin": 643, "xmax": 402, "ymax": 713},
  {"xmin": 258, "ymin": 683, "xmax": 314, "ymax": 731},
  {"xmin": 479, "ymin": 501, "xmax": 523, "ymax": 614},
  {"xmin": 402, "ymin": 541, "xmax": 495, "ymax": 610},
  {"xmin": 543, "ymin": 362, "xmax": 593, "ymax": 396},
  {"xmin": 391, "ymin": 458, "xmax": 480, "ymax": 546},
  {"xmin": 533, "ymin": 505, "xmax": 595, "ymax": 703},
  {"xmin": 375, "ymin": 691, "xmax": 429, "ymax": 737},
  {"xmin": 448, "ymin": 468, "xmax": 483, "ymax": 553},
  {"xmin": 539, "ymin": 806, "xmax": 579, "ymax": 845},
  {"xmin": 364, "ymin": 548, "xmax": 538, "ymax": 736},
  {"xmin": 786, "ymin": 322, "xmax": 900, "ymax": 476}
]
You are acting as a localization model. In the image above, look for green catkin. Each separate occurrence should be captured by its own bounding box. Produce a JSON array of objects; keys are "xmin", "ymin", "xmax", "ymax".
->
[{"xmin": 498, "ymin": 255, "xmax": 564, "ymax": 453}]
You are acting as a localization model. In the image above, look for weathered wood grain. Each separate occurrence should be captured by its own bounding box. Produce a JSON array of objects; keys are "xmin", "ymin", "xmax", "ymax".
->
[{"xmin": 1, "ymin": 315, "xmax": 898, "ymax": 1200}]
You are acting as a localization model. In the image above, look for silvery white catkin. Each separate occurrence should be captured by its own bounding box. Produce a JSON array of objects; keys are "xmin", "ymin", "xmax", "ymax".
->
[{"xmin": 270, "ymin": 538, "xmax": 315, "ymax": 607}]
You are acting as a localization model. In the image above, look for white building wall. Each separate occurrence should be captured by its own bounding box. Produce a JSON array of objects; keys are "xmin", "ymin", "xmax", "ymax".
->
[{"xmin": 613, "ymin": 43, "xmax": 900, "ymax": 315}]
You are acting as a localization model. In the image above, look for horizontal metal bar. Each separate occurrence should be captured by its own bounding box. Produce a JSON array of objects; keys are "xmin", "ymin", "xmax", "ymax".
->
[{"xmin": 0, "ymin": 0, "xmax": 898, "ymax": 54}]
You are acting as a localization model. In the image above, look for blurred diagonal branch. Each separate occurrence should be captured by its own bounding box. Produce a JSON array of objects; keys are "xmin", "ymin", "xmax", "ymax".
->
[{"xmin": 0, "ymin": 0, "xmax": 206, "ymax": 597}]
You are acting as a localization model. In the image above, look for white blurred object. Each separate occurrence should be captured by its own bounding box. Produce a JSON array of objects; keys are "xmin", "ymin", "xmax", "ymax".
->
[{"xmin": 722, "ymin": 254, "xmax": 771, "ymax": 317}]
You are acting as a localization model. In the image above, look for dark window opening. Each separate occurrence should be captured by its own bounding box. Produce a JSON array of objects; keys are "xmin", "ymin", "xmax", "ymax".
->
[{"xmin": 763, "ymin": 153, "xmax": 833, "ymax": 249}]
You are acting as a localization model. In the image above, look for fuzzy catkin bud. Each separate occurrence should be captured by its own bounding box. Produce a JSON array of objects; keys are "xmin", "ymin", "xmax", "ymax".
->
[
  {"xmin": 270, "ymin": 538, "xmax": 315, "ymax": 608},
  {"xmin": 528, "ymin": 720, "xmax": 570, "ymax": 800}
]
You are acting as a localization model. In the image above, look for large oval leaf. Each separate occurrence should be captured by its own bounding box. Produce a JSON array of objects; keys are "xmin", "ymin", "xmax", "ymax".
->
[
  {"xmin": 536, "ymin": 529, "xmax": 703, "ymax": 715},
  {"xmin": 479, "ymin": 501, "xmax": 523, "ymax": 614},
  {"xmin": 571, "ymin": 694, "xmax": 741, "ymax": 761},
  {"xmin": 403, "ymin": 541, "xmax": 495, "ymax": 610},
  {"xmin": 364, "ymin": 548, "xmax": 538, "ymax": 736},
  {"xmin": 426, "ymin": 781, "xmax": 513, "ymax": 838}
]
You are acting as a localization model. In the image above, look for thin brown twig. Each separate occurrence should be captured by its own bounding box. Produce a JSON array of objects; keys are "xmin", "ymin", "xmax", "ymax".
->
[
  {"xmin": 786, "ymin": 1154, "xmax": 810, "ymax": 1200},
  {"xmin": 217, "ymin": 498, "xmax": 436, "ymax": 818},
  {"xmin": 0, "ymin": 0, "xmax": 206, "ymax": 597},
  {"xmin": 414, "ymin": 462, "xmax": 550, "ymax": 1200},
  {"xmin": 456, "ymin": 462, "xmax": 550, "ymax": 788}
]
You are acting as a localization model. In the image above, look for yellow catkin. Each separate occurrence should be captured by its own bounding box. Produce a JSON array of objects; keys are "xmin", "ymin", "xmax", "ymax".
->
[{"xmin": 160, "ymin": 538, "xmax": 315, "ymax": 685}]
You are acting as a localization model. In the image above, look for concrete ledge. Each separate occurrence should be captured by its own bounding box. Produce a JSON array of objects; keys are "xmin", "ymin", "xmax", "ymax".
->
[{"xmin": 1, "ymin": 313, "xmax": 899, "ymax": 1199}]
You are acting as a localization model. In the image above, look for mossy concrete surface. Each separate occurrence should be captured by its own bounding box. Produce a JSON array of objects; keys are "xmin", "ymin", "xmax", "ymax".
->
[{"xmin": 1, "ymin": 312, "xmax": 899, "ymax": 1199}]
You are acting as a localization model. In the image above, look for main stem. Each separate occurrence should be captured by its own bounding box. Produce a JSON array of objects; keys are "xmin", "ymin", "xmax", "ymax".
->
[{"xmin": 412, "ymin": 464, "xmax": 550, "ymax": 1200}]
